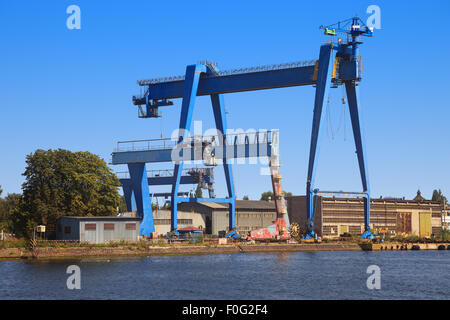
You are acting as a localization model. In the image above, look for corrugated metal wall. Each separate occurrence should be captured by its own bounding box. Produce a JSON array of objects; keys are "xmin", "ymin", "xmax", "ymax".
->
[
  {"xmin": 57, "ymin": 218, "xmax": 140, "ymax": 243},
  {"xmin": 79, "ymin": 220, "xmax": 138, "ymax": 243}
]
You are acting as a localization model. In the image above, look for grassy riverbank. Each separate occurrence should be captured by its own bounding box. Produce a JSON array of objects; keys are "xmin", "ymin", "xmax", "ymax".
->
[{"xmin": 1, "ymin": 237, "xmax": 449, "ymax": 260}]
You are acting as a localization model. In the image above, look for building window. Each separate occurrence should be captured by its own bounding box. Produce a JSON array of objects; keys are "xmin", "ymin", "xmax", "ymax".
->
[
  {"xmin": 85, "ymin": 223, "xmax": 96, "ymax": 231},
  {"xmin": 126, "ymin": 223, "xmax": 136, "ymax": 230},
  {"xmin": 154, "ymin": 219, "xmax": 170, "ymax": 225},
  {"xmin": 104, "ymin": 223, "xmax": 115, "ymax": 231},
  {"xmin": 58, "ymin": 224, "xmax": 62, "ymax": 233},
  {"xmin": 64, "ymin": 226, "xmax": 71, "ymax": 234},
  {"xmin": 153, "ymin": 219, "xmax": 193, "ymax": 225}
]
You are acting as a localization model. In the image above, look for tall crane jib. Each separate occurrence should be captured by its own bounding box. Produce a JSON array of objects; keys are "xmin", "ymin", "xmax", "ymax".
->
[{"xmin": 113, "ymin": 16, "xmax": 374, "ymax": 241}]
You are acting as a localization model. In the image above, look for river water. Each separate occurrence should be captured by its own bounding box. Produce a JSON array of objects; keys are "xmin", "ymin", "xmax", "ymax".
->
[{"xmin": 0, "ymin": 251, "xmax": 448, "ymax": 300}]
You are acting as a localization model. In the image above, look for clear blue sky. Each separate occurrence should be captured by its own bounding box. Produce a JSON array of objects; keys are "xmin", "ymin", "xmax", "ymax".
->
[{"xmin": 1, "ymin": 0, "xmax": 449, "ymax": 201}]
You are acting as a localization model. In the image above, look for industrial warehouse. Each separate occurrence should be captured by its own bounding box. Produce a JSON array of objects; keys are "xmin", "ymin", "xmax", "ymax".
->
[
  {"xmin": 287, "ymin": 194, "xmax": 444, "ymax": 239},
  {"xmin": 54, "ymin": 195, "xmax": 446, "ymax": 243},
  {"xmin": 56, "ymin": 216, "xmax": 140, "ymax": 243},
  {"xmin": 54, "ymin": 200, "xmax": 277, "ymax": 243},
  {"xmin": 178, "ymin": 200, "xmax": 277, "ymax": 237}
]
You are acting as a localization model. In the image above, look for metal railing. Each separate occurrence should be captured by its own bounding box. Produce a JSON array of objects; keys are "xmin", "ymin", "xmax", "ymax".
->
[
  {"xmin": 136, "ymin": 60, "xmax": 316, "ymax": 86},
  {"xmin": 116, "ymin": 168, "xmax": 196, "ymax": 179},
  {"xmin": 114, "ymin": 137, "xmax": 177, "ymax": 152},
  {"xmin": 114, "ymin": 130, "xmax": 278, "ymax": 153}
]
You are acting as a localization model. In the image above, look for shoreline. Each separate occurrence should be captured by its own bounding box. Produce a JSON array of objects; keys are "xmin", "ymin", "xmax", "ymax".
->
[
  {"xmin": 0, "ymin": 243, "xmax": 360, "ymax": 260},
  {"xmin": 1, "ymin": 242, "xmax": 448, "ymax": 261}
]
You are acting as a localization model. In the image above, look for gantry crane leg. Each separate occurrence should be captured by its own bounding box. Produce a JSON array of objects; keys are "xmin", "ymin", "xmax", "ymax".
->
[
  {"xmin": 306, "ymin": 44, "xmax": 333, "ymax": 237},
  {"xmin": 211, "ymin": 93, "xmax": 236, "ymax": 230},
  {"xmin": 171, "ymin": 64, "xmax": 236, "ymax": 233},
  {"xmin": 122, "ymin": 184, "xmax": 136, "ymax": 212},
  {"xmin": 128, "ymin": 163, "xmax": 155, "ymax": 236},
  {"xmin": 171, "ymin": 64, "xmax": 206, "ymax": 232},
  {"xmin": 345, "ymin": 81, "xmax": 371, "ymax": 233}
]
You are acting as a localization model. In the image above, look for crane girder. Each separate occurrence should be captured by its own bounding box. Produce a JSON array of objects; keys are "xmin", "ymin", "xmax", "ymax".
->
[{"xmin": 133, "ymin": 65, "xmax": 317, "ymax": 103}]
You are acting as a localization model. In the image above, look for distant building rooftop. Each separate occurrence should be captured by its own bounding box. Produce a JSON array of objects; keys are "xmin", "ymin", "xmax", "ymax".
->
[
  {"xmin": 183, "ymin": 200, "xmax": 275, "ymax": 210},
  {"xmin": 58, "ymin": 216, "xmax": 141, "ymax": 220}
]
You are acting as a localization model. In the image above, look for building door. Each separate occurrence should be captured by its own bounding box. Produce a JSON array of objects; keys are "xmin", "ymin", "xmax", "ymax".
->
[
  {"xmin": 205, "ymin": 216, "xmax": 212, "ymax": 235},
  {"xmin": 419, "ymin": 212, "xmax": 431, "ymax": 238},
  {"xmin": 396, "ymin": 213, "xmax": 412, "ymax": 234}
]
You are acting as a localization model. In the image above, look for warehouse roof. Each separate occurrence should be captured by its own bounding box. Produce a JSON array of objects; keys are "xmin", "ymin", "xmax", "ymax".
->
[
  {"xmin": 58, "ymin": 216, "xmax": 141, "ymax": 221},
  {"xmin": 181, "ymin": 200, "xmax": 275, "ymax": 210},
  {"xmin": 235, "ymin": 200, "xmax": 276, "ymax": 209}
]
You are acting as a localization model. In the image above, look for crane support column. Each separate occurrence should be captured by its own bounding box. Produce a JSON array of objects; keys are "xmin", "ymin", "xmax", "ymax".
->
[
  {"xmin": 306, "ymin": 44, "xmax": 333, "ymax": 234},
  {"xmin": 171, "ymin": 64, "xmax": 237, "ymax": 233},
  {"xmin": 122, "ymin": 184, "xmax": 136, "ymax": 212},
  {"xmin": 211, "ymin": 93, "xmax": 236, "ymax": 230},
  {"xmin": 128, "ymin": 163, "xmax": 155, "ymax": 236},
  {"xmin": 171, "ymin": 64, "xmax": 206, "ymax": 231},
  {"xmin": 345, "ymin": 81, "xmax": 371, "ymax": 231}
]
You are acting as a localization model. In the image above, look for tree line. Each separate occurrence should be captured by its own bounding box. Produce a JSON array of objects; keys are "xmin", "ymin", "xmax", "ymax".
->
[{"xmin": 1, "ymin": 149, "xmax": 122, "ymax": 238}]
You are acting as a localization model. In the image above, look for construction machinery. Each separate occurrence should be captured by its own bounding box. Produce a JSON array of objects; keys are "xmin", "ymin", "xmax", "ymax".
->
[
  {"xmin": 112, "ymin": 16, "xmax": 374, "ymax": 240},
  {"xmin": 305, "ymin": 16, "xmax": 374, "ymax": 240}
]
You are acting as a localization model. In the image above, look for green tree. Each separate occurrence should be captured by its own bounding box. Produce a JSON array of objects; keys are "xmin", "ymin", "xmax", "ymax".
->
[
  {"xmin": 242, "ymin": 195, "xmax": 249, "ymax": 200},
  {"xmin": 0, "ymin": 193, "xmax": 21, "ymax": 232},
  {"xmin": 11, "ymin": 149, "xmax": 121, "ymax": 237},
  {"xmin": 261, "ymin": 191, "xmax": 291, "ymax": 201},
  {"xmin": 0, "ymin": 185, "xmax": 3, "ymax": 225},
  {"xmin": 260, "ymin": 191, "xmax": 273, "ymax": 201},
  {"xmin": 118, "ymin": 195, "xmax": 128, "ymax": 213},
  {"xmin": 432, "ymin": 189, "xmax": 447, "ymax": 206},
  {"xmin": 195, "ymin": 184, "xmax": 203, "ymax": 198}
]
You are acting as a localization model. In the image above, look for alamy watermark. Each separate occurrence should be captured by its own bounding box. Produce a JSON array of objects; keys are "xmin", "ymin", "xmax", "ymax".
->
[
  {"xmin": 168, "ymin": 121, "xmax": 278, "ymax": 176},
  {"xmin": 66, "ymin": 265, "xmax": 81, "ymax": 290},
  {"xmin": 366, "ymin": 265, "xmax": 381, "ymax": 290},
  {"xmin": 64, "ymin": 5, "xmax": 381, "ymax": 31},
  {"xmin": 366, "ymin": 5, "xmax": 381, "ymax": 30},
  {"xmin": 66, "ymin": 5, "xmax": 81, "ymax": 30}
]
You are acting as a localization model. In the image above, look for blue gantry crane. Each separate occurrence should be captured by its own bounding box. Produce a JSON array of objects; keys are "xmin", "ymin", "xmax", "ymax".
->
[
  {"xmin": 113, "ymin": 128, "xmax": 275, "ymax": 236},
  {"xmin": 112, "ymin": 16, "xmax": 374, "ymax": 239},
  {"xmin": 307, "ymin": 16, "xmax": 374, "ymax": 239}
]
